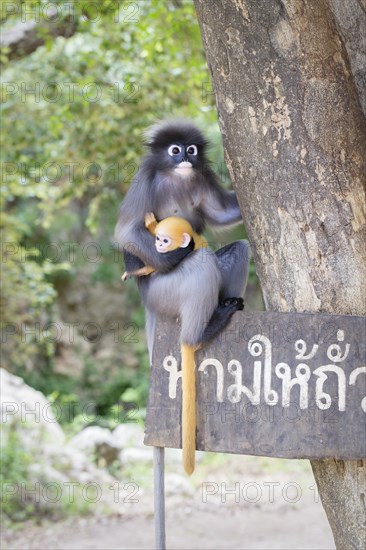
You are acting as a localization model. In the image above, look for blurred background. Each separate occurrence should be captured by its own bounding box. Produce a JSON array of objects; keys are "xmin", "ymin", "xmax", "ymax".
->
[{"xmin": 1, "ymin": 2, "xmax": 333, "ymax": 548}]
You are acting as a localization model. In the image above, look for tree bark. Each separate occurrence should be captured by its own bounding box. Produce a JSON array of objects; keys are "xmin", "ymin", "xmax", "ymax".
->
[
  {"xmin": 1, "ymin": 8, "xmax": 77, "ymax": 61},
  {"xmin": 328, "ymin": 0, "xmax": 366, "ymax": 118},
  {"xmin": 194, "ymin": 0, "xmax": 366, "ymax": 548}
]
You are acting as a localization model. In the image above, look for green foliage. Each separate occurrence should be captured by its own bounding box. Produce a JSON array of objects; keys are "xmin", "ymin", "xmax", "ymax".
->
[
  {"xmin": 1, "ymin": 0, "xmax": 218, "ymax": 406},
  {"xmin": 0, "ymin": 211, "xmax": 60, "ymax": 370},
  {"xmin": 0, "ymin": 426, "xmax": 92, "ymax": 522},
  {"xmin": 0, "ymin": 429, "xmax": 33, "ymax": 520},
  {"xmin": 1, "ymin": 2, "xmax": 261, "ymax": 473},
  {"xmin": 1, "ymin": 0, "xmax": 214, "ymax": 224}
]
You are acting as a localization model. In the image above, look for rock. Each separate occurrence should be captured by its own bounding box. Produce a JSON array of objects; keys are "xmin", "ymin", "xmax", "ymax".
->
[
  {"xmin": 68, "ymin": 426, "xmax": 114, "ymax": 450},
  {"xmin": 28, "ymin": 463, "xmax": 70, "ymax": 484},
  {"xmin": 68, "ymin": 426, "xmax": 120, "ymax": 466},
  {"xmin": 45, "ymin": 444, "xmax": 90, "ymax": 473},
  {"xmin": 0, "ymin": 368, "xmax": 65, "ymax": 448},
  {"xmin": 112, "ymin": 423, "xmax": 144, "ymax": 449},
  {"xmin": 0, "ymin": 369, "xmax": 121, "ymax": 515},
  {"xmin": 119, "ymin": 447, "xmax": 153, "ymax": 465}
]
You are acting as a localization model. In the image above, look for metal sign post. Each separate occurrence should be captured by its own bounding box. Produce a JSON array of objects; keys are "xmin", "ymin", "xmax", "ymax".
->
[{"xmin": 153, "ymin": 446, "xmax": 166, "ymax": 550}]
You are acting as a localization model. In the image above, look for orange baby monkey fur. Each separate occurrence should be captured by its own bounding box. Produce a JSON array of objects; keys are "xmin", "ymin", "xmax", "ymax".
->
[{"xmin": 121, "ymin": 213, "xmax": 207, "ymax": 279}]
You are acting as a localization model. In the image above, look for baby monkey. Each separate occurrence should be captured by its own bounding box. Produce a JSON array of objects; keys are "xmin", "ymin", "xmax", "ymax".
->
[{"xmin": 122, "ymin": 213, "xmax": 207, "ymax": 280}]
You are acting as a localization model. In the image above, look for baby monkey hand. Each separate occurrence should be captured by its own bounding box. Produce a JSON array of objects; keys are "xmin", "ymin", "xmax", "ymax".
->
[{"xmin": 145, "ymin": 212, "xmax": 157, "ymax": 231}]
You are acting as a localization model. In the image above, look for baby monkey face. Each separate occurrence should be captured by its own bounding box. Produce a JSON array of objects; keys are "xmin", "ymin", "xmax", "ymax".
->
[
  {"xmin": 155, "ymin": 233, "xmax": 173, "ymax": 253},
  {"xmin": 155, "ymin": 229, "xmax": 191, "ymax": 253}
]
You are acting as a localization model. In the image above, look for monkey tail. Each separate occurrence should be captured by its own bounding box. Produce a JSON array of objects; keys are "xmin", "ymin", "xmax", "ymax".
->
[{"xmin": 181, "ymin": 343, "xmax": 196, "ymax": 475}]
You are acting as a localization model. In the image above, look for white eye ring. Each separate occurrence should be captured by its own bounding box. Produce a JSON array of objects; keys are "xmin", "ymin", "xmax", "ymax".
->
[
  {"xmin": 168, "ymin": 144, "xmax": 182, "ymax": 156},
  {"xmin": 187, "ymin": 144, "xmax": 198, "ymax": 156}
]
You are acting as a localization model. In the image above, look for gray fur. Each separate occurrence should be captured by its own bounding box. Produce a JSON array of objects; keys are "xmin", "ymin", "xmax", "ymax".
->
[
  {"xmin": 217, "ymin": 240, "xmax": 251, "ymax": 299},
  {"xmin": 115, "ymin": 120, "xmax": 250, "ymax": 356},
  {"xmin": 145, "ymin": 308, "xmax": 156, "ymax": 363},
  {"xmin": 139, "ymin": 249, "xmax": 222, "ymax": 347}
]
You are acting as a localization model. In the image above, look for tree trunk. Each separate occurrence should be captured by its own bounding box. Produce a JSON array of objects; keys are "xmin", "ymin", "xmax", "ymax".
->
[
  {"xmin": 327, "ymin": 0, "xmax": 366, "ymax": 118},
  {"xmin": 194, "ymin": 0, "xmax": 366, "ymax": 548}
]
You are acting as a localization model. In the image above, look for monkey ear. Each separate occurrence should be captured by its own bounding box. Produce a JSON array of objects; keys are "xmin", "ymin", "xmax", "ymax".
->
[{"xmin": 180, "ymin": 233, "xmax": 191, "ymax": 248}]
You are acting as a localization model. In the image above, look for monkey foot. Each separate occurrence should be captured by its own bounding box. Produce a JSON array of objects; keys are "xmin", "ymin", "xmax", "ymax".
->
[
  {"xmin": 220, "ymin": 297, "xmax": 244, "ymax": 310},
  {"xmin": 200, "ymin": 297, "xmax": 244, "ymax": 345}
]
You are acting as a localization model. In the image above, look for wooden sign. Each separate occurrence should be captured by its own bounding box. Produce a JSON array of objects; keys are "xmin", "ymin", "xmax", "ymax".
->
[{"xmin": 144, "ymin": 311, "xmax": 366, "ymax": 459}]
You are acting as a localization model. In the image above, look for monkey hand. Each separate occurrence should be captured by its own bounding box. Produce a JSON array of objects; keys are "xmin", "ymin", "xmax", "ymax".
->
[
  {"xmin": 121, "ymin": 271, "xmax": 130, "ymax": 281},
  {"xmin": 145, "ymin": 212, "xmax": 157, "ymax": 230}
]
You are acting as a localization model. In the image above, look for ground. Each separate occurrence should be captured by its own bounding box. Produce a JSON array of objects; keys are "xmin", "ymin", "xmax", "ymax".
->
[{"xmin": 1, "ymin": 453, "xmax": 335, "ymax": 550}]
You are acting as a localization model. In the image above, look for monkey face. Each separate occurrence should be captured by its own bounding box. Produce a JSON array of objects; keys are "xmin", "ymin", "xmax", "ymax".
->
[
  {"xmin": 167, "ymin": 144, "xmax": 198, "ymax": 176},
  {"xmin": 155, "ymin": 233, "xmax": 173, "ymax": 253},
  {"xmin": 146, "ymin": 120, "xmax": 208, "ymax": 174},
  {"xmin": 155, "ymin": 229, "xmax": 191, "ymax": 253}
]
